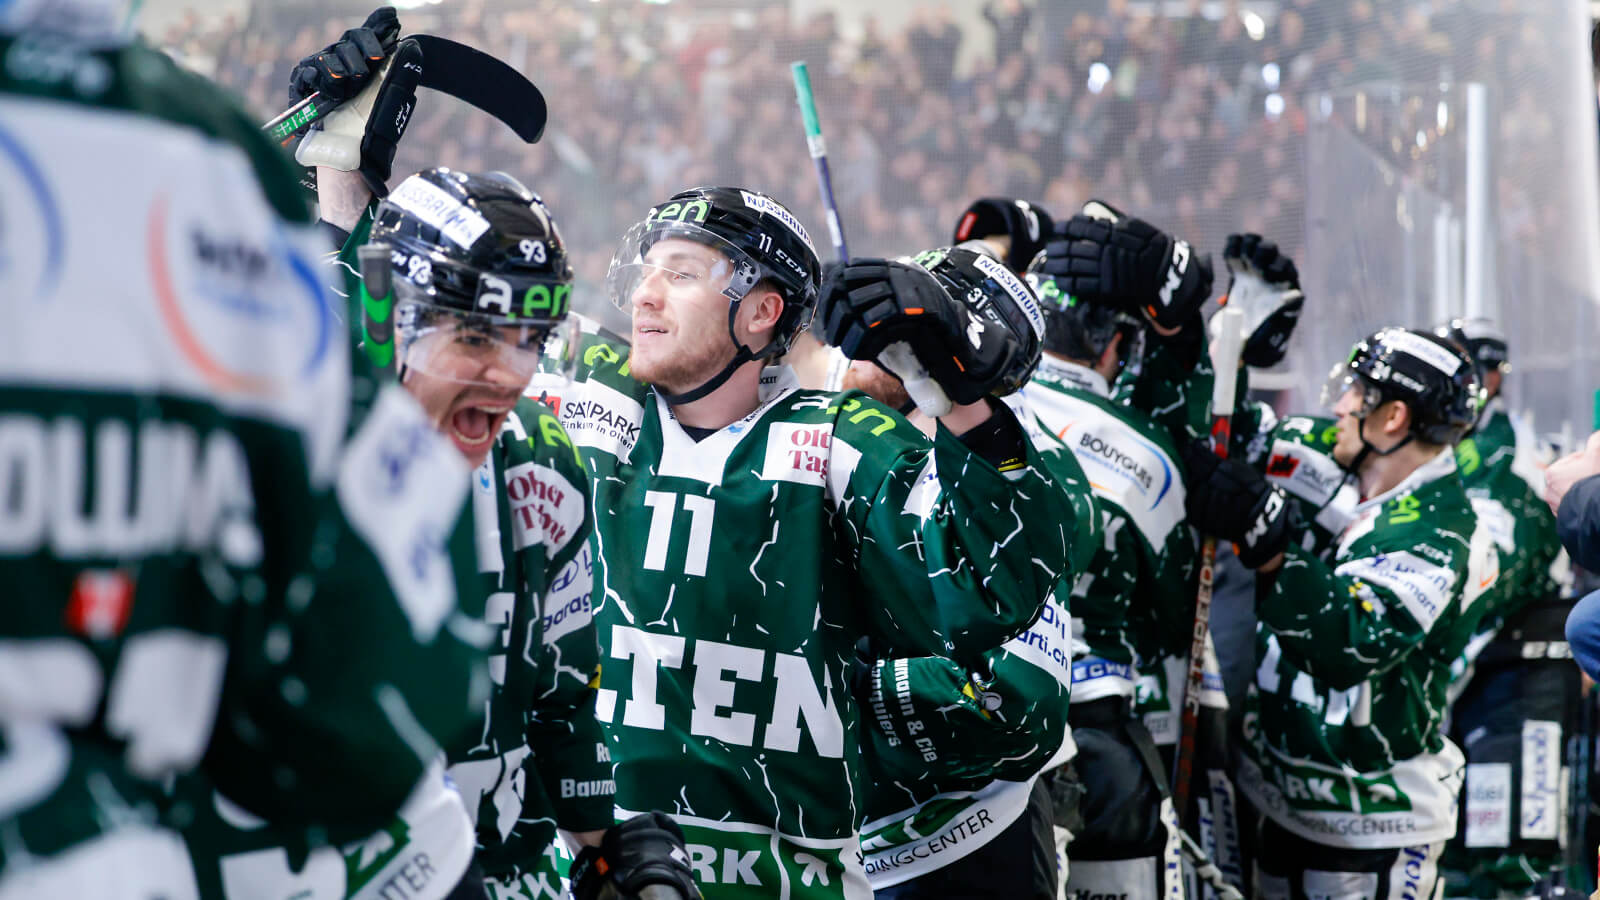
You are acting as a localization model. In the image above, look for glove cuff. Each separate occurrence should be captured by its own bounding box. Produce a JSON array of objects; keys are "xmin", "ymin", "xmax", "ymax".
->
[{"xmin": 1235, "ymin": 489, "xmax": 1292, "ymax": 568}]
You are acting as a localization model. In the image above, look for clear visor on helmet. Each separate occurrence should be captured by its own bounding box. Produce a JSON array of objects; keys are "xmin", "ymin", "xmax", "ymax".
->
[
  {"xmin": 396, "ymin": 298, "xmax": 579, "ymax": 388},
  {"xmin": 605, "ymin": 219, "xmax": 760, "ymax": 313},
  {"xmin": 1319, "ymin": 362, "xmax": 1380, "ymax": 417}
]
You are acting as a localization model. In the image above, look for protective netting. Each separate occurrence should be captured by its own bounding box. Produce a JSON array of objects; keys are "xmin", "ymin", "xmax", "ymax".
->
[
  {"xmin": 1295, "ymin": 0, "xmax": 1600, "ymax": 444},
  {"xmin": 160, "ymin": 0, "xmax": 1599, "ymax": 437}
]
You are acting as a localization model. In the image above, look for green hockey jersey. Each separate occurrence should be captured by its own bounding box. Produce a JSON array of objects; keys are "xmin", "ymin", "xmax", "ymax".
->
[
  {"xmin": 1112, "ymin": 326, "xmax": 1215, "ymax": 448},
  {"xmin": 857, "ymin": 594, "xmax": 1075, "ymax": 889},
  {"xmin": 179, "ymin": 399, "xmax": 605, "ymax": 900},
  {"xmin": 549, "ymin": 340, "xmax": 1073, "ymax": 898},
  {"xmin": 1257, "ymin": 415, "xmax": 1361, "ymax": 553},
  {"xmin": 1460, "ymin": 399, "xmax": 1519, "ymax": 481},
  {"xmin": 1022, "ymin": 357, "xmax": 1198, "ymax": 706},
  {"xmin": 1238, "ymin": 450, "xmax": 1500, "ymax": 848},
  {"xmin": 1454, "ymin": 403, "xmax": 1562, "ymax": 636},
  {"xmin": 855, "ymin": 392, "xmax": 1097, "ymax": 887},
  {"xmin": 0, "ymin": 29, "xmax": 485, "ymax": 890},
  {"xmin": 441, "ymin": 396, "xmax": 610, "ymax": 879}
]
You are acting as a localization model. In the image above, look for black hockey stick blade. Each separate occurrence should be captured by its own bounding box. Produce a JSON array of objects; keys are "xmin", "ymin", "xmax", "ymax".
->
[
  {"xmin": 410, "ymin": 34, "xmax": 546, "ymax": 144},
  {"xmin": 262, "ymin": 34, "xmax": 546, "ymax": 145}
]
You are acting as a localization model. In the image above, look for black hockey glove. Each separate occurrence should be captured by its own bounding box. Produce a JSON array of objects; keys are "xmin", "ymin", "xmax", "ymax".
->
[
  {"xmin": 818, "ymin": 259, "xmax": 1028, "ymax": 406},
  {"xmin": 288, "ymin": 7, "xmax": 401, "ymax": 105},
  {"xmin": 295, "ymin": 36, "xmax": 423, "ymax": 197},
  {"xmin": 1041, "ymin": 204, "xmax": 1213, "ymax": 333},
  {"xmin": 1182, "ymin": 440, "xmax": 1291, "ymax": 568},
  {"xmin": 570, "ymin": 812, "xmax": 703, "ymax": 900},
  {"xmin": 1223, "ymin": 233, "xmax": 1305, "ymax": 368}
]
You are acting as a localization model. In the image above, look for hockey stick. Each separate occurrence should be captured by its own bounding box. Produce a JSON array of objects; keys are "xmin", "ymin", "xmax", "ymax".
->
[
  {"xmin": 1171, "ymin": 304, "xmax": 1247, "ymax": 821},
  {"xmin": 264, "ymin": 92, "xmax": 337, "ymax": 146},
  {"xmin": 790, "ymin": 61, "xmax": 848, "ymax": 262},
  {"xmin": 790, "ymin": 61, "xmax": 952, "ymax": 417},
  {"xmin": 263, "ymin": 34, "xmax": 547, "ymax": 147}
]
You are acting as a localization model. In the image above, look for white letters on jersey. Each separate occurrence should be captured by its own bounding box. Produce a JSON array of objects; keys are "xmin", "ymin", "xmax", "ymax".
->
[{"xmin": 597, "ymin": 625, "xmax": 846, "ymax": 759}]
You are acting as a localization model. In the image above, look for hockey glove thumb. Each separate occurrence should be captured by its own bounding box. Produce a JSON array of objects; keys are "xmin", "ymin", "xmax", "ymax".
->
[
  {"xmin": 1182, "ymin": 440, "xmax": 1292, "ymax": 568},
  {"xmin": 296, "ymin": 37, "xmax": 422, "ymax": 197},
  {"xmin": 288, "ymin": 6, "xmax": 401, "ymax": 104},
  {"xmin": 571, "ymin": 812, "xmax": 703, "ymax": 900},
  {"xmin": 1222, "ymin": 233, "xmax": 1304, "ymax": 368}
]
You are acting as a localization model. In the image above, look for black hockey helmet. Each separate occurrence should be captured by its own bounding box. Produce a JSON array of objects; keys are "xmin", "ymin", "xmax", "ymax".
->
[
  {"xmin": 373, "ymin": 168, "xmax": 574, "ymax": 321},
  {"xmin": 1434, "ymin": 317, "xmax": 1510, "ymax": 378},
  {"xmin": 606, "ymin": 186, "xmax": 822, "ymax": 402},
  {"xmin": 608, "ymin": 186, "xmax": 821, "ymax": 350},
  {"xmin": 1321, "ymin": 327, "xmax": 1482, "ymax": 448},
  {"xmin": 952, "ymin": 197, "xmax": 1055, "ymax": 274},
  {"xmin": 909, "ymin": 244, "xmax": 1045, "ymax": 397},
  {"xmin": 1024, "ymin": 258, "xmax": 1141, "ymax": 365},
  {"xmin": 367, "ymin": 167, "xmax": 577, "ymax": 385}
]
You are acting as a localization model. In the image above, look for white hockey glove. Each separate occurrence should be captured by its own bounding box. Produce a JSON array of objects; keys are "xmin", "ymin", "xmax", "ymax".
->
[{"xmin": 1222, "ymin": 233, "xmax": 1304, "ymax": 368}]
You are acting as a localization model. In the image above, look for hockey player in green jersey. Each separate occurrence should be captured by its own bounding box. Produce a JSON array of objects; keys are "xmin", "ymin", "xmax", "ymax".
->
[
  {"xmin": 0, "ymin": 4, "xmax": 489, "ymax": 898},
  {"xmin": 1431, "ymin": 319, "xmax": 1570, "ymax": 899},
  {"xmin": 551, "ymin": 186, "xmax": 1073, "ymax": 898},
  {"xmin": 1430, "ymin": 318, "xmax": 1562, "ymax": 643},
  {"xmin": 346, "ymin": 168, "xmax": 621, "ymax": 900},
  {"xmin": 1184, "ymin": 327, "xmax": 1497, "ymax": 900},
  {"xmin": 842, "ymin": 239, "xmax": 1093, "ymax": 900},
  {"xmin": 1440, "ymin": 318, "xmax": 1527, "ymax": 484},
  {"xmin": 1019, "ymin": 262, "xmax": 1199, "ymax": 899},
  {"xmin": 176, "ymin": 11, "xmax": 697, "ymax": 892},
  {"xmin": 1040, "ymin": 213, "xmax": 1304, "ymax": 898}
]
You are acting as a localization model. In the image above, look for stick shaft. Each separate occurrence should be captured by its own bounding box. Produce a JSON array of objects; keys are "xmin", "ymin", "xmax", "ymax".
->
[
  {"xmin": 1172, "ymin": 305, "xmax": 1247, "ymax": 820},
  {"xmin": 790, "ymin": 61, "xmax": 848, "ymax": 260},
  {"xmin": 263, "ymin": 92, "xmax": 332, "ymax": 146}
]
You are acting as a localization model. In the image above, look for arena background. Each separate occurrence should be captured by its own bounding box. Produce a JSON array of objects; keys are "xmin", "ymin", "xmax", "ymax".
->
[{"xmin": 149, "ymin": 0, "xmax": 1600, "ymax": 447}]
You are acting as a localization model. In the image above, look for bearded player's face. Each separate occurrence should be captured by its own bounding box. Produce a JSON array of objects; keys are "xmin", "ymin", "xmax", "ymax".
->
[{"xmin": 626, "ymin": 238, "xmax": 740, "ymax": 394}]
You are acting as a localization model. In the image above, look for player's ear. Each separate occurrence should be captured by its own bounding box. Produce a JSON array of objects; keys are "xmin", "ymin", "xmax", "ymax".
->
[
  {"xmin": 743, "ymin": 283, "xmax": 784, "ymax": 335},
  {"xmin": 1384, "ymin": 399, "xmax": 1413, "ymax": 439}
]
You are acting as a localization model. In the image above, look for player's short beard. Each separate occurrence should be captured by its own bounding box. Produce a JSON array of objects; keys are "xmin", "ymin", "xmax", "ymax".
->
[
  {"xmin": 843, "ymin": 362, "xmax": 910, "ymax": 411},
  {"xmin": 631, "ymin": 327, "xmax": 739, "ymax": 397}
]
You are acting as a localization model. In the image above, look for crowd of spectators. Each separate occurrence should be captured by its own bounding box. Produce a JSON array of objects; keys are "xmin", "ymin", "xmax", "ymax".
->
[{"xmin": 156, "ymin": 0, "xmax": 1580, "ymax": 313}]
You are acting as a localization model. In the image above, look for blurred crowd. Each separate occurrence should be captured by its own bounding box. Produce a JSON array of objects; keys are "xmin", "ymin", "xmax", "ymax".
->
[{"xmin": 159, "ymin": 0, "xmax": 1576, "ymax": 296}]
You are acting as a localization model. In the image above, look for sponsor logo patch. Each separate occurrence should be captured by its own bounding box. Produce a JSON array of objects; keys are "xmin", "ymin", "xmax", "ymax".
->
[
  {"xmin": 505, "ymin": 461, "xmax": 584, "ymax": 555},
  {"xmin": 560, "ymin": 380, "xmax": 643, "ymax": 461},
  {"xmin": 1333, "ymin": 551, "xmax": 1454, "ymax": 631},
  {"xmin": 1384, "ymin": 330, "xmax": 1462, "ymax": 375},
  {"xmin": 541, "ymin": 544, "xmax": 594, "ymax": 646},
  {"xmin": 149, "ymin": 192, "xmax": 332, "ymax": 395},
  {"xmin": 66, "ymin": 569, "xmax": 134, "ymax": 640},
  {"xmin": 388, "ymin": 176, "xmax": 490, "ymax": 248},
  {"xmin": 969, "ymin": 252, "xmax": 1045, "ymax": 340},
  {"xmin": 1265, "ymin": 441, "xmax": 1346, "ymax": 505},
  {"xmin": 0, "ymin": 117, "xmax": 64, "ymax": 300},
  {"xmin": 761, "ymin": 422, "xmax": 834, "ymax": 487},
  {"xmin": 1464, "ymin": 762, "xmax": 1511, "ymax": 847},
  {"xmin": 1266, "ymin": 453, "xmax": 1299, "ymax": 477},
  {"xmin": 1521, "ymin": 720, "xmax": 1562, "ymax": 840},
  {"xmin": 737, "ymin": 190, "xmax": 815, "ymax": 253}
]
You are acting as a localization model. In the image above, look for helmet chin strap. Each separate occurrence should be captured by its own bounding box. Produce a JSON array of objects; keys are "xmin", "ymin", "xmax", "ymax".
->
[
  {"xmin": 657, "ymin": 299, "xmax": 783, "ymax": 406},
  {"xmin": 1341, "ymin": 414, "xmax": 1414, "ymax": 479}
]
